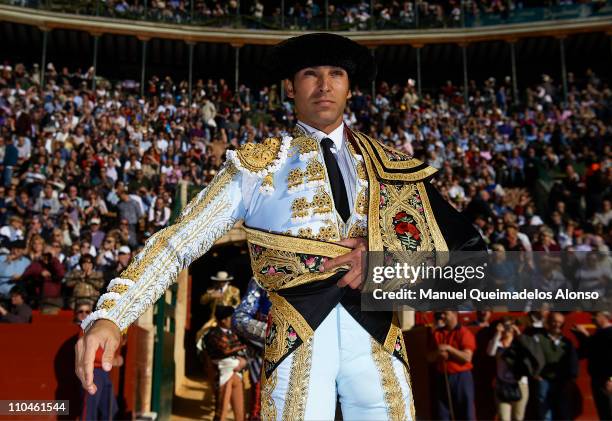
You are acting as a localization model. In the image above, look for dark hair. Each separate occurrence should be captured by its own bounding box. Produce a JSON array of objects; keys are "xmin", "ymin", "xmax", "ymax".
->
[
  {"xmin": 79, "ymin": 254, "xmax": 94, "ymax": 265},
  {"xmin": 10, "ymin": 285, "xmax": 26, "ymax": 299}
]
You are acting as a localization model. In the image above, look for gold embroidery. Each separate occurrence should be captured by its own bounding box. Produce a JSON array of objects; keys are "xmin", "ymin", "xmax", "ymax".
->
[
  {"xmin": 305, "ymin": 159, "xmax": 325, "ymax": 184},
  {"xmin": 99, "ymin": 299, "xmax": 116, "ymax": 310},
  {"xmin": 356, "ymin": 188, "xmax": 368, "ymax": 215},
  {"xmin": 287, "ymin": 168, "xmax": 305, "ymax": 190},
  {"xmin": 356, "ymin": 161, "xmax": 367, "ymax": 181},
  {"xmin": 403, "ymin": 364, "xmax": 416, "ymax": 421},
  {"xmin": 291, "ymin": 197, "xmax": 310, "ymax": 220},
  {"xmin": 120, "ymin": 165, "xmax": 238, "ymax": 283},
  {"xmin": 261, "ymin": 173, "xmax": 274, "ymax": 190},
  {"xmin": 281, "ymin": 337, "xmax": 313, "ymax": 421},
  {"xmin": 379, "ymin": 183, "xmax": 434, "ymax": 252},
  {"xmin": 311, "ymin": 189, "xmax": 333, "ymax": 215},
  {"xmin": 348, "ymin": 222, "xmax": 368, "ymax": 238},
  {"xmin": 316, "ymin": 222, "xmax": 340, "ymax": 241},
  {"xmin": 297, "ymin": 227, "xmax": 314, "ymax": 239},
  {"xmin": 108, "ymin": 284, "xmax": 130, "ymax": 294},
  {"xmin": 291, "ymin": 125, "xmax": 308, "ymax": 138},
  {"xmin": 383, "ymin": 314, "xmax": 409, "ymax": 363},
  {"xmin": 244, "ymin": 226, "xmax": 350, "ymax": 257},
  {"xmin": 371, "ymin": 338, "xmax": 408, "ymax": 421},
  {"xmin": 346, "ymin": 137, "xmax": 361, "ymax": 159},
  {"xmin": 249, "ymin": 247, "xmax": 344, "ymax": 291},
  {"xmin": 261, "ymin": 368, "xmax": 278, "ymax": 421},
  {"xmin": 234, "ymin": 137, "xmax": 282, "ymax": 173},
  {"xmin": 353, "ymin": 132, "xmax": 437, "ymax": 182},
  {"xmin": 360, "ymin": 147, "xmax": 384, "ymax": 251},
  {"xmin": 266, "ymin": 293, "xmax": 314, "ymax": 363},
  {"xmin": 291, "ymin": 136, "xmax": 319, "ymax": 157},
  {"xmin": 251, "ymin": 250, "xmax": 306, "ymax": 290},
  {"xmin": 116, "ymin": 165, "xmax": 237, "ymax": 322}
]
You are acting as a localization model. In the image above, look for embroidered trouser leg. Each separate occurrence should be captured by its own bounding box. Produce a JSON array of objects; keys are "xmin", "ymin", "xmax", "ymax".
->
[
  {"xmin": 264, "ymin": 304, "xmax": 415, "ymax": 421},
  {"xmin": 336, "ymin": 304, "xmax": 415, "ymax": 421},
  {"xmin": 267, "ymin": 300, "xmax": 339, "ymax": 420}
]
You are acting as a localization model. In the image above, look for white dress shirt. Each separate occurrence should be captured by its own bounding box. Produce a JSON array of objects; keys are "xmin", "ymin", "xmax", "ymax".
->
[{"xmin": 296, "ymin": 120, "xmax": 358, "ymax": 214}]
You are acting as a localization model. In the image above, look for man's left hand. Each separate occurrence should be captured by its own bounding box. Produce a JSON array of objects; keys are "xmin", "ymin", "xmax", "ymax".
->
[{"xmin": 320, "ymin": 237, "xmax": 368, "ymax": 290}]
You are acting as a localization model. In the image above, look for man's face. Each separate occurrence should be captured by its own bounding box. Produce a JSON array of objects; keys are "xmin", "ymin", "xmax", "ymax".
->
[
  {"xmin": 285, "ymin": 66, "xmax": 351, "ymax": 131},
  {"xmin": 547, "ymin": 313, "xmax": 564, "ymax": 335},
  {"xmin": 442, "ymin": 311, "xmax": 458, "ymax": 328},
  {"xmin": 9, "ymin": 247, "xmax": 22, "ymax": 259},
  {"xmin": 219, "ymin": 315, "xmax": 232, "ymax": 329},
  {"xmin": 11, "ymin": 293, "xmax": 23, "ymax": 306},
  {"xmin": 76, "ymin": 304, "xmax": 92, "ymax": 322},
  {"xmin": 118, "ymin": 253, "xmax": 131, "ymax": 266}
]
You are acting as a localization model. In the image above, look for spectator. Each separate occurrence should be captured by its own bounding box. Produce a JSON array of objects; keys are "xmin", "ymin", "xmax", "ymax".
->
[
  {"xmin": 470, "ymin": 310, "xmax": 492, "ymax": 328},
  {"xmin": 0, "ymin": 285, "xmax": 31, "ymax": 323},
  {"xmin": 21, "ymin": 248, "xmax": 65, "ymax": 312},
  {"xmin": 33, "ymin": 183, "xmax": 61, "ymax": 216},
  {"xmin": 204, "ymin": 305, "xmax": 247, "ymax": 421},
  {"xmin": 532, "ymin": 227, "xmax": 561, "ymax": 252},
  {"xmin": 117, "ymin": 191, "xmax": 142, "ymax": 234},
  {"xmin": 487, "ymin": 317, "xmax": 530, "ymax": 421},
  {"xmin": 96, "ymin": 234, "xmax": 118, "ymax": 273},
  {"xmin": 116, "ymin": 218, "xmax": 138, "ymax": 250},
  {"xmin": 573, "ymin": 311, "xmax": 612, "ymax": 421},
  {"xmin": 108, "ymin": 245, "xmax": 132, "ymax": 279},
  {"xmin": 73, "ymin": 301, "xmax": 92, "ymax": 325},
  {"xmin": 88, "ymin": 218, "xmax": 106, "ymax": 250},
  {"xmin": 64, "ymin": 254, "xmax": 104, "ymax": 309},
  {"xmin": 574, "ymin": 251, "xmax": 611, "ymax": 300},
  {"xmin": 148, "ymin": 197, "xmax": 171, "ymax": 232},
  {"xmin": 199, "ymin": 271, "xmax": 241, "ymax": 336},
  {"xmin": 3, "ymin": 136, "xmax": 18, "ymax": 187},
  {"xmin": 428, "ymin": 310, "xmax": 477, "ymax": 420},
  {"xmin": 0, "ymin": 215, "xmax": 24, "ymax": 243},
  {"xmin": 592, "ymin": 199, "xmax": 611, "ymax": 228},
  {"xmin": 534, "ymin": 312, "xmax": 578, "ymax": 420},
  {"xmin": 0, "ymin": 240, "xmax": 30, "ymax": 298}
]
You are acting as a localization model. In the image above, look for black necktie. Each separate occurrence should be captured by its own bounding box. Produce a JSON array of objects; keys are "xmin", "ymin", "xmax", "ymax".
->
[{"xmin": 321, "ymin": 137, "xmax": 350, "ymax": 222}]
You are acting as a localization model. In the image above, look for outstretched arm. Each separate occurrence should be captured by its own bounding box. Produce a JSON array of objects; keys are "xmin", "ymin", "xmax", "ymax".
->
[{"xmin": 76, "ymin": 161, "xmax": 250, "ymax": 394}]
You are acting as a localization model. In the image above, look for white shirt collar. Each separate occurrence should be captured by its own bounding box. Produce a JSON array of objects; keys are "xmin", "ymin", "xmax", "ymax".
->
[{"xmin": 297, "ymin": 120, "xmax": 344, "ymax": 151}]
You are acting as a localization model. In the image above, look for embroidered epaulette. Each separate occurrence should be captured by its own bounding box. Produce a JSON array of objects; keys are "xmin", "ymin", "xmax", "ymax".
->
[
  {"xmin": 226, "ymin": 136, "xmax": 291, "ymax": 195},
  {"xmin": 351, "ymin": 131, "xmax": 438, "ymax": 182}
]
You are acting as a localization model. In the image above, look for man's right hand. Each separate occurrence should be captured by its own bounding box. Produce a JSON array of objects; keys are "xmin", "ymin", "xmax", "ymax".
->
[{"xmin": 75, "ymin": 319, "xmax": 121, "ymax": 395}]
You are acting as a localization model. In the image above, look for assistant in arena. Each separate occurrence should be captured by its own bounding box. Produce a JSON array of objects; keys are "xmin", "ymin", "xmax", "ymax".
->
[{"xmin": 75, "ymin": 32, "xmax": 486, "ymax": 420}]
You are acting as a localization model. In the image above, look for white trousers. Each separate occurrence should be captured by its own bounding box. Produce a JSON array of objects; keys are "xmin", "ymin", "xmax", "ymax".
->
[{"xmin": 262, "ymin": 304, "xmax": 415, "ymax": 421}]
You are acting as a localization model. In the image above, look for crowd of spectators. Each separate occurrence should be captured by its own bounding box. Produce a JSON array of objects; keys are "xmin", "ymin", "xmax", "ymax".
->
[
  {"xmin": 9, "ymin": 0, "xmax": 608, "ymax": 29},
  {"xmin": 427, "ymin": 309, "xmax": 611, "ymax": 420},
  {"xmin": 0, "ymin": 54, "xmax": 610, "ymax": 315},
  {"xmin": 0, "ymin": 53, "xmax": 610, "ymax": 421}
]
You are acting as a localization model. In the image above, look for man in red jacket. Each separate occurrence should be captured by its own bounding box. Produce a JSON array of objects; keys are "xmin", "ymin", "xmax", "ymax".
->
[{"xmin": 428, "ymin": 311, "xmax": 477, "ymax": 420}]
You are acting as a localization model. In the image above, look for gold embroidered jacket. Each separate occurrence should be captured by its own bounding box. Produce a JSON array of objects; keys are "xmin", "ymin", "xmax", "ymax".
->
[{"xmin": 82, "ymin": 126, "xmax": 485, "ymax": 376}]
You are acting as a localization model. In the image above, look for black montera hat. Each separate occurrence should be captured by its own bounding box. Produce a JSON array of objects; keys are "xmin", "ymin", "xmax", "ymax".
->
[{"xmin": 264, "ymin": 33, "xmax": 376, "ymax": 87}]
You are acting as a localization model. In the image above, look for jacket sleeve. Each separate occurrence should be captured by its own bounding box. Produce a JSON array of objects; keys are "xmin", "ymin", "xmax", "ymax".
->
[{"xmin": 81, "ymin": 161, "xmax": 250, "ymax": 332}]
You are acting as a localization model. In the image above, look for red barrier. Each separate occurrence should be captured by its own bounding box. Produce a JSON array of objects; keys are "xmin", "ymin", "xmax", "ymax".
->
[{"xmin": 0, "ymin": 313, "xmax": 142, "ymax": 420}]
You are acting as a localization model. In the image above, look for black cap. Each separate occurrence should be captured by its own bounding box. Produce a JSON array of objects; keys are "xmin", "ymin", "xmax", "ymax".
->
[{"xmin": 263, "ymin": 33, "xmax": 376, "ymax": 87}]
